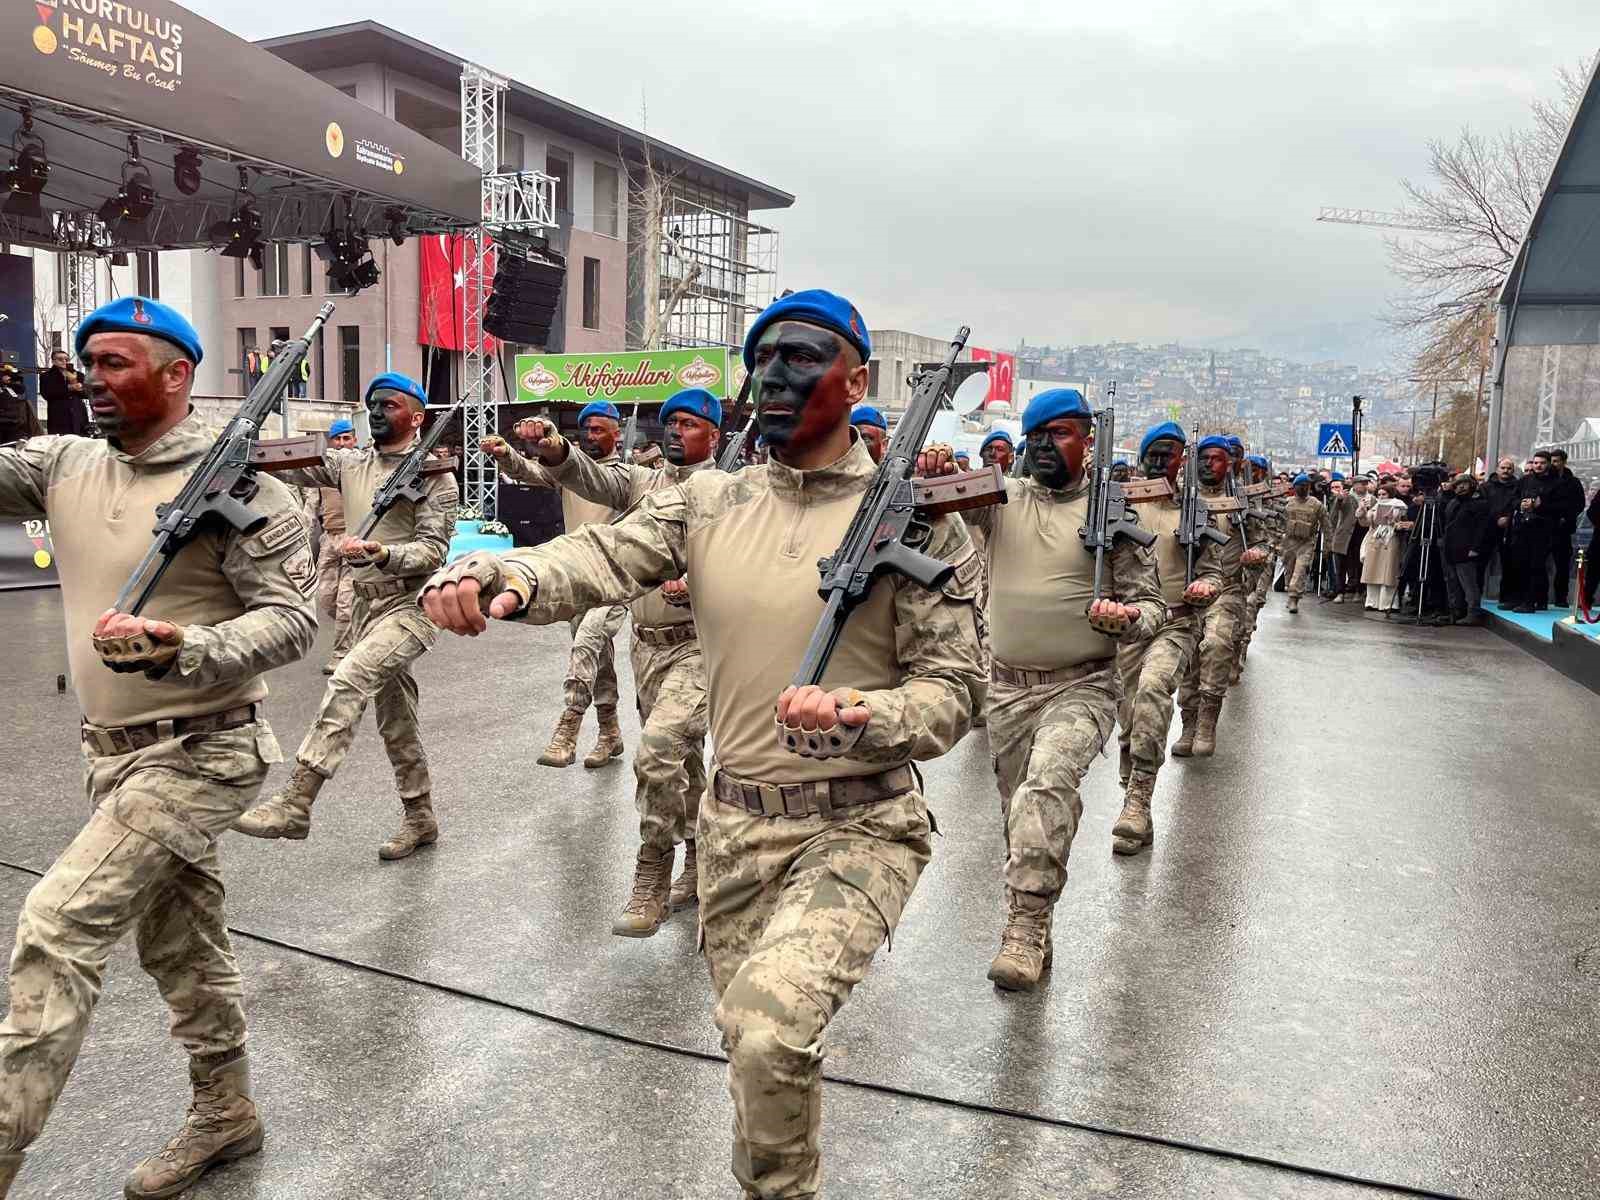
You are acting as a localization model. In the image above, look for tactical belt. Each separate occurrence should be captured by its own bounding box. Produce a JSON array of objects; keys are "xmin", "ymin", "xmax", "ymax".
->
[
  {"xmin": 353, "ymin": 574, "xmax": 428, "ymax": 600},
  {"xmin": 633, "ymin": 622, "xmax": 696, "ymax": 647},
  {"xmin": 713, "ymin": 764, "xmax": 914, "ymax": 819},
  {"xmin": 991, "ymin": 659, "xmax": 1111, "ymax": 688},
  {"xmin": 82, "ymin": 704, "xmax": 258, "ymax": 756}
]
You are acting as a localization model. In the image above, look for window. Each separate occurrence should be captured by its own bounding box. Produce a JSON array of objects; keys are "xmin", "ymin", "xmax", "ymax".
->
[
  {"xmin": 338, "ymin": 325, "xmax": 360, "ymax": 405},
  {"xmin": 301, "ymin": 244, "xmax": 314, "ymax": 296},
  {"xmin": 546, "ymin": 148, "xmax": 572, "ymax": 214},
  {"xmin": 582, "ymin": 257, "xmax": 600, "ymax": 330},
  {"xmin": 135, "ymin": 251, "xmax": 159, "ymax": 299},
  {"xmin": 234, "ymin": 257, "xmax": 245, "ymax": 298},
  {"xmin": 259, "ymin": 243, "xmax": 289, "ymax": 297},
  {"xmin": 237, "ymin": 328, "xmax": 258, "ymax": 394},
  {"xmin": 593, "ymin": 162, "xmax": 619, "ymax": 237},
  {"xmin": 501, "ymin": 129, "xmax": 525, "ymax": 173}
]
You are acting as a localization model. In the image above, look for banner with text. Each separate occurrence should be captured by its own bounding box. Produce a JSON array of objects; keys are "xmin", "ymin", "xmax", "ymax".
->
[
  {"xmin": 0, "ymin": 520, "xmax": 59, "ymax": 591},
  {"xmin": 513, "ymin": 349, "xmax": 731, "ymax": 406}
]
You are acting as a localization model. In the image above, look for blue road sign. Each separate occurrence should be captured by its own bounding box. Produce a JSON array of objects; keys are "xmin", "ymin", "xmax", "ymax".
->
[{"xmin": 1317, "ymin": 423, "xmax": 1355, "ymax": 457}]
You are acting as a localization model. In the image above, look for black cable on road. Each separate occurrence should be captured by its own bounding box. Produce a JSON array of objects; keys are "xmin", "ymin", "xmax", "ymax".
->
[{"xmin": 0, "ymin": 857, "xmax": 1472, "ymax": 1200}]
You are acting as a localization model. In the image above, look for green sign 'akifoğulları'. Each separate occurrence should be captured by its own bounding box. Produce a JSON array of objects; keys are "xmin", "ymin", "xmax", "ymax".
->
[{"xmin": 513, "ymin": 349, "xmax": 731, "ymax": 405}]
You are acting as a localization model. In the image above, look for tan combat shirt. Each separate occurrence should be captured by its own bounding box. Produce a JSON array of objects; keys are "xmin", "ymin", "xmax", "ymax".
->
[
  {"xmin": 311, "ymin": 486, "xmax": 345, "ymax": 536},
  {"xmin": 0, "ymin": 413, "xmax": 317, "ymax": 727},
  {"xmin": 498, "ymin": 437, "xmax": 986, "ymax": 784},
  {"xmin": 1282, "ymin": 494, "xmax": 1332, "ymax": 544},
  {"xmin": 277, "ymin": 439, "xmax": 458, "ymax": 584},
  {"xmin": 964, "ymin": 475, "xmax": 1166, "ymax": 672},
  {"xmin": 1137, "ymin": 496, "xmax": 1228, "ymax": 608},
  {"xmin": 498, "ymin": 447, "xmax": 622, "ymax": 534}
]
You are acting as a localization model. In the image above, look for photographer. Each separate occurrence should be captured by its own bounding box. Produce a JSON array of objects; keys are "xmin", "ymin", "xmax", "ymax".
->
[
  {"xmin": 1441, "ymin": 474, "xmax": 1495, "ymax": 625},
  {"xmin": 1502, "ymin": 450, "xmax": 1560, "ymax": 612},
  {"xmin": 1398, "ymin": 463, "xmax": 1451, "ymax": 622}
]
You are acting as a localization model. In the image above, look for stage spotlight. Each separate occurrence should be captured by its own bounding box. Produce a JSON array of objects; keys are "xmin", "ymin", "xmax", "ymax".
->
[
  {"xmin": 4, "ymin": 108, "xmax": 49, "ymax": 220},
  {"xmin": 318, "ymin": 200, "xmax": 381, "ymax": 292},
  {"xmin": 208, "ymin": 167, "xmax": 264, "ymax": 265},
  {"xmin": 384, "ymin": 206, "xmax": 407, "ymax": 246},
  {"xmin": 172, "ymin": 148, "xmax": 202, "ymax": 196},
  {"xmin": 99, "ymin": 138, "xmax": 157, "ymax": 236}
]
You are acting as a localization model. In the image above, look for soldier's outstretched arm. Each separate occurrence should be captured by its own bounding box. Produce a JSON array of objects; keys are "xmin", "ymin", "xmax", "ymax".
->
[
  {"xmin": 823, "ymin": 514, "xmax": 988, "ymax": 765},
  {"xmin": 374, "ymin": 473, "xmax": 458, "ymax": 577},
  {"xmin": 1190, "ymin": 536, "xmax": 1230, "ymax": 599},
  {"xmin": 154, "ymin": 486, "xmax": 318, "ymax": 684},
  {"xmin": 421, "ymin": 483, "xmax": 689, "ymax": 636},
  {"xmin": 0, "ymin": 436, "xmax": 59, "ymax": 518},
  {"xmin": 545, "ymin": 432, "xmax": 642, "ymax": 510},
  {"xmin": 269, "ymin": 447, "xmax": 346, "ymax": 491}
]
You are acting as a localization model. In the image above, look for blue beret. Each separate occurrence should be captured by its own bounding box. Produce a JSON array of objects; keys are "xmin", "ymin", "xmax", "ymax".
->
[
  {"xmin": 743, "ymin": 288, "xmax": 871, "ymax": 370},
  {"xmin": 1294, "ymin": 473, "xmax": 1311, "ymax": 486},
  {"xmin": 1021, "ymin": 388, "xmax": 1090, "ymax": 434},
  {"xmin": 1139, "ymin": 420, "xmax": 1186, "ymax": 459},
  {"xmin": 1195, "ymin": 434, "xmax": 1231, "ymax": 454},
  {"xmin": 577, "ymin": 400, "xmax": 621, "ymax": 426},
  {"xmin": 1224, "ymin": 435, "xmax": 1243, "ymax": 450},
  {"xmin": 1331, "ymin": 471, "xmax": 1345, "ymax": 481},
  {"xmin": 365, "ymin": 372, "xmax": 427, "ymax": 408},
  {"xmin": 980, "ymin": 429, "xmax": 1013, "ymax": 451},
  {"xmin": 1113, "ymin": 458, "xmax": 1129, "ymax": 466},
  {"xmin": 660, "ymin": 387, "xmax": 722, "ymax": 427},
  {"xmin": 327, "ymin": 418, "xmax": 354, "ymax": 437},
  {"xmin": 1246, "ymin": 454, "xmax": 1270, "ymax": 471},
  {"xmin": 850, "ymin": 405, "xmax": 887, "ymax": 430},
  {"xmin": 75, "ymin": 296, "xmax": 202, "ymax": 365}
]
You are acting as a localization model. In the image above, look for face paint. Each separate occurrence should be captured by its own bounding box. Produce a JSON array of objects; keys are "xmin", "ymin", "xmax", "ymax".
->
[
  {"xmin": 856, "ymin": 423, "xmax": 887, "ymax": 464},
  {"xmin": 664, "ymin": 412, "xmax": 716, "ymax": 466},
  {"xmin": 366, "ymin": 388, "xmax": 423, "ymax": 449},
  {"xmin": 580, "ymin": 417, "xmax": 620, "ymax": 459},
  {"xmin": 1110, "ymin": 463, "xmax": 1131, "ymax": 482},
  {"xmin": 1024, "ymin": 419, "xmax": 1089, "ymax": 489},
  {"xmin": 981, "ymin": 441, "xmax": 1014, "ymax": 471},
  {"xmin": 1142, "ymin": 439, "xmax": 1181, "ymax": 483},
  {"xmin": 1197, "ymin": 448, "xmax": 1229, "ymax": 485},
  {"xmin": 752, "ymin": 322, "xmax": 855, "ymax": 453},
  {"xmin": 80, "ymin": 332, "xmax": 186, "ymax": 449}
]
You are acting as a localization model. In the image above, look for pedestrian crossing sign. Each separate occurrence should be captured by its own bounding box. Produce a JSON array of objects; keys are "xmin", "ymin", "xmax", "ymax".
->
[{"xmin": 1317, "ymin": 423, "xmax": 1354, "ymax": 457}]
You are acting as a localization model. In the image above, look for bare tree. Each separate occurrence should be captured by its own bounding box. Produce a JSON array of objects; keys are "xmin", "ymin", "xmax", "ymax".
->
[{"xmin": 1387, "ymin": 57, "xmax": 1594, "ymax": 383}]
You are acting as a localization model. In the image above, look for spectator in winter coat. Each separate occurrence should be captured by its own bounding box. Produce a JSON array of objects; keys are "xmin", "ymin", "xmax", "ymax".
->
[
  {"xmin": 1503, "ymin": 452, "xmax": 1560, "ymax": 612},
  {"xmin": 1583, "ymin": 483, "xmax": 1600, "ymax": 615},
  {"xmin": 1479, "ymin": 457, "xmax": 1520, "ymax": 596},
  {"xmin": 1441, "ymin": 474, "xmax": 1495, "ymax": 624},
  {"xmin": 1325, "ymin": 482, "xmax": 1361, "ymax": 601},
  {"xmin": 1544, "ymin": 450, "xmax": 1586, "ymax": 606}
]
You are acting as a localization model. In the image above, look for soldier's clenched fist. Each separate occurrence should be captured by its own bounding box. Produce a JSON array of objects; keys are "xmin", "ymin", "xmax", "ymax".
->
[
  {"xmin": 512, "ymin": 417, "xmax": 567, "ymax": 465},
  {"xmin": 419, "ymin": 552, "xmax": 533, "ymax": 635},
  {"xmin": 92, "ymin": 608, "xmax": 183, "ymax": 675},
  {"xmin": 775, "ymin": 684, "xmax": 870, "ymax": 758}
]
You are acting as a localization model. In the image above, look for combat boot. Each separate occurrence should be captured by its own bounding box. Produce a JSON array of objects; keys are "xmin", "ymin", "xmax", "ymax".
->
[
  {"xmin": 612, "ymin": 847, "xmax": 673, "ymax": 937},
  {"xmin": 583, "ymin": 704, "xmax": 625, "ymax": 768},
  {"xmin": 1112, "ymin": 769, "xmax": 1157, "ymax": 856},
  {"xmin": 668, "ymin": 838, "xmax": 699, "ymax": 910},
  {"xmin": 1192, "ymin": 697, "xmax": 1221, "ymax": 757},
  {"xmin": 232, "ymin": 763, "xmax": 324, "ymax": 839},
  {"xmin": 123, "ymin": 1049, "xmax": 263, "ymax": 1199},
  {"xmin": 987, "ymin": 890, "xmax": 1053, "ymax": 992},
  {"xmin": 0, "ymin": 1154, "xmax": 20, "ymax": 1199},
  {"xmin": 1170, "ymin": 706, "xmax": 1198, "ymax": 758},
  {"xmin": 1117, "ymin": 742, "xmax": 1132, "ymax": 786},
  {"xmin": 537, "ymin": 707, "xmax": 584, "ymax": 768},
  {"xmin": 1287, "ymin": 595, "xmax": 1300, "ymax": 613},
  {"xmin": 378, "ymin": 794, "xmax": 438, "ymax": 860}
]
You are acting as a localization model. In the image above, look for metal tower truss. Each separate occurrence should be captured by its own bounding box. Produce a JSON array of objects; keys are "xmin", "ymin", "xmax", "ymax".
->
[
  {"xmin": 1536, "ymin": 344, "xmax": 1561, "ymax": 447},
  {"xmin": 657, "ymin": 194, "xmax": 778, "ymax": 351}
]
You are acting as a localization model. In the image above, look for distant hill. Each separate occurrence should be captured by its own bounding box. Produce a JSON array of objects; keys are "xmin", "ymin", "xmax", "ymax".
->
[{"xmin": 1196, "ymin": 318, "xmax": 1403, "ymax": 371}]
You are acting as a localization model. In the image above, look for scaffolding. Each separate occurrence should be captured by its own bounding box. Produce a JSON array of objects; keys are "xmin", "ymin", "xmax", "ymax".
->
[
  {"xmin": 1536, "ymin": 344, "xmax": 1561, "ymax": 448},
  {"xmin": 656, "ymin": 194, "xmax": 778, "ymax": 351}
]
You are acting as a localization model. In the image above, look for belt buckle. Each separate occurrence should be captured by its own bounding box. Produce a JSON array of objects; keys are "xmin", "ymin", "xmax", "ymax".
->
[{"xmin": 779, "ymin": 784, "xmax": 808, "ymax": 818}]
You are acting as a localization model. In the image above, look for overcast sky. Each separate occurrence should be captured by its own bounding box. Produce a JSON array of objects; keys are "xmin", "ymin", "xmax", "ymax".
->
[{"xmin": 210, "ymin": 0, "xmax": 1594, "ymax": 359}]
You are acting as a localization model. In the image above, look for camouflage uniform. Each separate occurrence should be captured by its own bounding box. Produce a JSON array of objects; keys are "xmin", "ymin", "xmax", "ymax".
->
[
  {"xmin": 309, "ymin": 486, "xmax": 355, "ymax": 663},
  {"xmin": 1279, "ymin": 495, "xmax": 1332, "ymax": 599},
  {"xmin": 271, "ymin": 442, "xmax": 457, "ymax": 799},
  {"xmin": 967, "ymin": 475, "xmax": 1164, "ymax": 903},
  {"xmin": 0, "ymin": 418, "xmax": 315, "ymax": 1181},
  {"xmin": 462, "ymin": 437, "xmax": 984, "ymax": 1197},
  {"xmin": 1236, "ymin": 493, "xmax": 1284, "ymax": 669}
]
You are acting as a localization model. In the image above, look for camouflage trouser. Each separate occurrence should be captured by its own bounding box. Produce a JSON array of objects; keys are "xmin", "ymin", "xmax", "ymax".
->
[
  {"xmin": 564, "ymin": 604, "xmax": 627, "ymax": 712},
  {"xmin": 1117, "ymin": 615, "xmax": 1200, "ymax": 774},
  {"xmin": 0, "ymin": 720, "xmax": 278, "ymax": 1154},
  {"xmin": 630, "ymin": 634, "xmax": 708, "ymax": 855},
  {"xmin": 701, "ymin": 779, "xmax": 932, "ymax": 1198},
  {"xmin": 1178, "ymin": 590, "xmax": 1246, "ymax": 706},
  {"xmin": 988, "ymin": 662, "xmax": 1119, "ymax": 900},
  {"xmin": 1237, "ymin": 561, "xmax": 1270, "ymax": 661},
  {"xmin": 296, "ymin": 589, "xmax": 438, "ymax": 798},
  {"xmin": 1279, "ymin": 537, "xmax": 1316, "ymax": 597},
  {"xmin": 315, "ymin": 539, "xmax": 356, "ymax": 660}
]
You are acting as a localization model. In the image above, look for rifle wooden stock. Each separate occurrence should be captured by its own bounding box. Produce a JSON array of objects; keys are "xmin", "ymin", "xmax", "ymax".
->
[
  {"xmin": 910, "ymin": 465, "xmax": 1007, "ymax": 515},
  {"xmin": 1120, "ymin": 476, "xmax": 1174, "ymax": 503},
  {"xmin": 1203, "ymin": 494, "xmax": 1247, "ymax": 513},
  {"xmin": 252, "ymin": 434, "xmax": 328, "ymax": 471}
]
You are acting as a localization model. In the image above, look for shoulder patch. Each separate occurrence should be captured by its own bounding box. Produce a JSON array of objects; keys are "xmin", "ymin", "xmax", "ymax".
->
[{"xmin": 241, "ymin": 510, "xmax": 309, "ymax": 558}]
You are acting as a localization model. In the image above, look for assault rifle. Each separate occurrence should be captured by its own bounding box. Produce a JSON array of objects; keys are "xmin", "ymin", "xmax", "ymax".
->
[
  {"xmin": 350, "ymin": 400, "xmax": 465, "ymax": 541},
  {"xmin": 789, "ymin": 324, "xmax": 1002, "ymax": 691},
  {"xmin": 1079, "ymin": 395, "xmax": 1154, "ymax": 620},
  {"xmin": 715, "ymin": 372, "xmax": 756, "ymax": 471},
  {"xmin": 1223, "ymin": 471, "xmax": 1252, "ymax": 552},
  {"xmin": 112, "ymin": 303, "xmax": 335, "ymax": 615},
  {"xmin": 619, "ymin": 401, "xmax": 642, "ymax": 460},
  {"xmin": 1176, "ymin": 422, "xmax": 1228, "ymax": 583}
]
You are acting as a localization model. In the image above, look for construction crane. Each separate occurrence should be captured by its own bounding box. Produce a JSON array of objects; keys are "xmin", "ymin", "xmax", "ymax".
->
[{"xmin": 1315, "ymin": 206, "xmax": 1447, "ymax": 232}]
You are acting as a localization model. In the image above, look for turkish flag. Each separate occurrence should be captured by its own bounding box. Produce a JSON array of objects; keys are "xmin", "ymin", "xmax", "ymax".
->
[
  {"xmin": 418, "ymin": 234, "xmax": 497, "ymax": 353},
  {"xmin": 968, "ymin": 348, "xmax": 1015, "ymax": 407}
]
